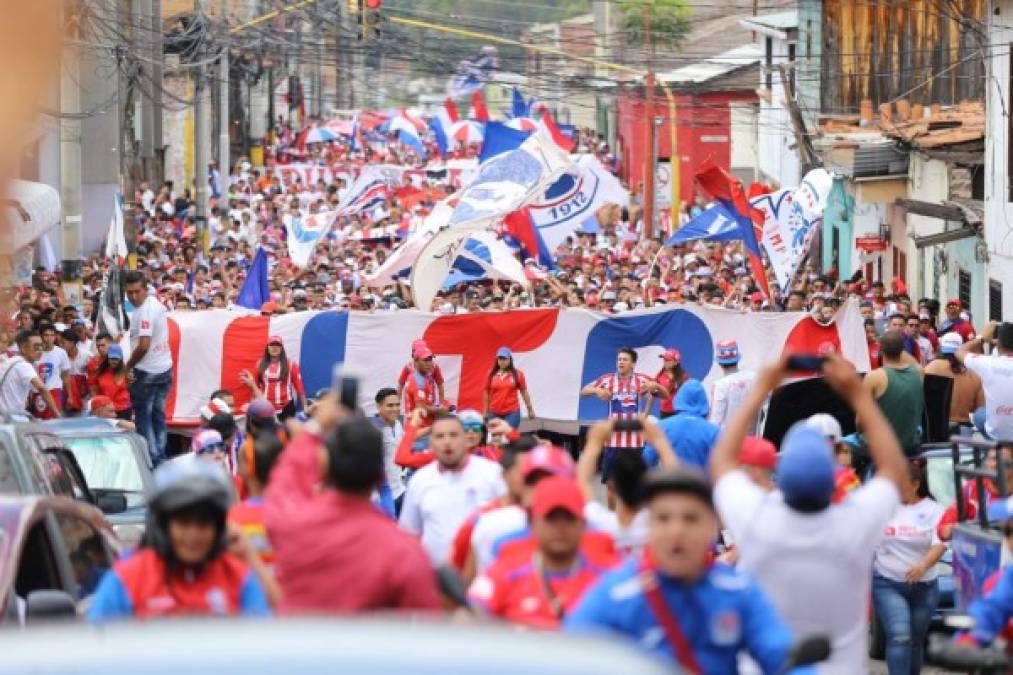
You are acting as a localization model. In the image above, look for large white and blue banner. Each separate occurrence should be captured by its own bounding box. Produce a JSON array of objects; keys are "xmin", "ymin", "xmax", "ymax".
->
[{"xmin": 162, "ymin": 301, "xmax": 870, "ymax": 426}]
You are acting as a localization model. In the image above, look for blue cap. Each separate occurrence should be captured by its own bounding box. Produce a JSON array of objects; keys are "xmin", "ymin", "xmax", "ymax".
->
[
  {"xmin": 496, "ymin": 347, "xmax": 512, "ymax": 359},
  {"xmin": 107, "ymin": 344, "xmax": 124, "ymax": 360},
  {"xmin": 777, "ymin": 426, "xmax": 835, "ymax": 512},
  {"xmin": 988, "ymin": 496, "xmax": 1013, "ymax": 523}
]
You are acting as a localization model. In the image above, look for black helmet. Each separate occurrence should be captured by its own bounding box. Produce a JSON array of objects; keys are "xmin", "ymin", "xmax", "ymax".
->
[{"xmin": 145, "ymin": 456, "xmax": 235, "ymax": 568}]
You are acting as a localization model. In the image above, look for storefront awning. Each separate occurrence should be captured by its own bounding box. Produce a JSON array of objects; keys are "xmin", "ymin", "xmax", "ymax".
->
[
  {"xmin": 0, "ymin": 179, "xmax": 61, "ymax": 250},
  {"xmin": 897, "ymin": 197, "xmax": 983, "ymax": 249}
]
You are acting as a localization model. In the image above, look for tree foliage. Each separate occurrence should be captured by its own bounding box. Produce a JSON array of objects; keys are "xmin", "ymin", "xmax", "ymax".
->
[{"xmin": 621, "ymin": 0, "xmax": 691, "ymax": 49}]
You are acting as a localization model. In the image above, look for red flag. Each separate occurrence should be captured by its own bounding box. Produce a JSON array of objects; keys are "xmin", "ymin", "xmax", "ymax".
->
[
  {"xmin": 695, "ymin": 163, "xmax": 772, "ymax": 299},
  {"xmin": 444, "ymin": 97, "xmax": 460, "ymax": 123},
  {"xmin": 471, "ymin": 91, "xmax": 490, "ymax": 121},
  {"xmin": 540, "ymin": 111, "xmax": 576, "ymax": 152}
]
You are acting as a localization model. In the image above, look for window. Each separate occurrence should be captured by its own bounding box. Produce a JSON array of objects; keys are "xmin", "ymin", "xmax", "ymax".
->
[
  {"xmin": 891, "ymin": 247, "xmax": 907, "ymax": 283},
  {"xmin": 14, "ymin": 519, "xmax": 62, "ymax": 601},
  {"xmin": 64, "ymin": 436, "xmax": 146, "ymax": 510},
  {"xmin": 805, "ymin": 20, "xmax": 812, "ymax": 58},
  {"xmin": 990, "ymin": 279, "xmax": 1003, "ymax": 322},
  {"xmin": 958, "ymin": 268, "xmax": 972, "ymax": 308},
  {"xmin": 765, "ymin": 37, "xmax": 773, "ymax": 90},
  {"xmin": 55, "ymin": 513, "xmax": 113, "ymax": 599}
]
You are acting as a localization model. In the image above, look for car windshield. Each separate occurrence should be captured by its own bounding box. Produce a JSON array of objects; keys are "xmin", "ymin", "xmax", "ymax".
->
[{"xmin": 64, "ymin": 436, "xmax": 145, "ymax": 508}]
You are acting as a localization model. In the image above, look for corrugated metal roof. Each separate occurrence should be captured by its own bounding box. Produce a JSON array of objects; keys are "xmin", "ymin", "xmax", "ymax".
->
[
  {"xmin": 739, "ymin": 10, "xmax": 799, "ymax": 39},
  {"xmin": 656, "ymin": 43, "xmax": 764, "ymax": 85}
]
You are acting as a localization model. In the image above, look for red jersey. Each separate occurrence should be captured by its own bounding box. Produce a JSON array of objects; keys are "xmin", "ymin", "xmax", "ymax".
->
[
  {"xmin": 593, "ymin": 372, "xmax": 652, "ymax": 448},
  {"xmin": 486, "ymin": 369, "xmax": 527, "ymax": 415},
  {"xmin": 398, "ymin": 361, "xmax": 444, "ymax": 389},
  {"xmin": 85, "ymin": 354, "xmax": 103, "ymax": 392},
  {"xmin": 257, "ymin": 361, "xmax": 305, "ymax": 411},
  {"xmin": 228, "ymin": 497, "xmax": 273, "ymax": 567},
  {"xmin": 403, "ymin": 370, "xmax": 439, "ymax": 427},
  {"xmin": 937, "ymin": 480, "xmax": 1000, "ymax": 540},
  {"xmin": 655, "ymin": 371, "xmax": 688, "ymax": 414},
  {"xmin": 469, "ymin": 548, "xmax": 618, "ymax": 629},
  {"xmin": 93, "ymin": 370, "xmax": 132, "ymax": 411},
  {"xmin": 107, "ymin": 548, "xmax": 255, "ymax": 618}
]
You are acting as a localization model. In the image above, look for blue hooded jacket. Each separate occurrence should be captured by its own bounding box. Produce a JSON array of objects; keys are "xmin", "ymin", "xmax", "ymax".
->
[{"xmin": 643, "ymin": 379, "xmax": 719, "ymax": 470}]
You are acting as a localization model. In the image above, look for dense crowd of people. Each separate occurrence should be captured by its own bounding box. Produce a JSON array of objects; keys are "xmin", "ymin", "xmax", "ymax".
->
[{"xmin": 2, "ymin": 116, "xmax": 1013, "ymax": 675}]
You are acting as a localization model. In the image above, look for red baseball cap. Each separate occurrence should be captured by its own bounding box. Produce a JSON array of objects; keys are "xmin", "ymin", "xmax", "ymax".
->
[
  {"xmin": 739, "ymin": 436, "xmax": 777, "ymax": 470},
  {"xmin": 660, "ymin": 348, "xmax": 681, "ymax": 362},
  {"xmin": 413, "ymin": 343, "xmax": 434, "ymax": 359},
  {"xmin": 750, "ymin": 292, "xmax": 764, "ymax": 303},
  {"xmin": 531, "ymin": 476, "xmax": 585, "ymax": 519},
  {"xmin": 946, "ymin": 298, "xmax": 962, "ymax": 308},
  {"xmin": 521, "ymin": 443, "xmax": 576, "ymax": 481},
  {"xmin": 267, "ymin": 335, "xmax": 284, "ymax": 346}
]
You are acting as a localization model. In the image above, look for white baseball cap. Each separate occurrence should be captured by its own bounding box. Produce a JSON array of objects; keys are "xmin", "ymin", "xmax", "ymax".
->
[{"xmin": 805, "ymin": 413, "xmax": 843, "ymax": 443}]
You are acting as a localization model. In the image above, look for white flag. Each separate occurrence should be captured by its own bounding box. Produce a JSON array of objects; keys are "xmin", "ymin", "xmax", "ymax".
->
[
  {"xmin": 285, "ymin": 210, "xmax": 338, "ymax": 269},
  {"xmin": 105, "ymin": 193, "xmax": 128, "ymax": 260}
]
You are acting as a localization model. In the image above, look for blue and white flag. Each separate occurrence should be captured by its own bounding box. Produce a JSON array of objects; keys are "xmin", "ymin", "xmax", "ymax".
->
[
  {"xmin": 447, "ymin": 48, "xmax": 498, "ymax": 99},
  {"xmin": 527, "ymin": 155, "xmax": 629, "ymax": 251},
  {"xmin": 411, "ymin": 228, "xmax": 527, "ymax": 311},
  {"xmin": 286, "ymin": 210, "xmax": 337, "ymax": 269},
  {"xmin": 478, "ymin": 121, "xmax": 532, "ymax": 163},
  {"xmin": 336, "ymin": 165, "xmax": 405, "ymax": 216},
  {"xmin": 448, "ymin": 130, "xmax": 572, "ymax": 230},
  {"xmin": 665, "ymin": 203, "xmax": 743, "ymax": 247},
  {"xmin": 429, "ymin": 98, "xmax": 459, "ymax": 156}
]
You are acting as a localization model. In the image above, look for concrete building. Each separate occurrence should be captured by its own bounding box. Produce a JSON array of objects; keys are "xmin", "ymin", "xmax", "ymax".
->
[
  {"xmin": 739, "ymin": 10, "xmax": 800, "ymax": 190},
  {"xmin": 985, "ymin": 0, "xmax": 1013, "ymax": 321}
]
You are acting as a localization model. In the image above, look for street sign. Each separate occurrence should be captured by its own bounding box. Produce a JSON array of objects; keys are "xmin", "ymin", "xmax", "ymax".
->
[{"xmin": 855, "ymin": 236, "xmax": 888, "ymax": 252}]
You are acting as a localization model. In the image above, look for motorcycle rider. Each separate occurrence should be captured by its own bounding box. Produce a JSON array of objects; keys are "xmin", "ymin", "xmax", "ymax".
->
[{"xmin": 88, "ymin": 456, "xmax": 271, "ymax": 619}]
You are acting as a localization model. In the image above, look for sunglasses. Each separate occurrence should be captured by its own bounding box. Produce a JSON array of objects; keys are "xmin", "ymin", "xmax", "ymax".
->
[
  {"xmin": 462, "ymin": 423, "xmax": 484, "ymax": 433},
  {"xmin": 197, "ymin": 443, "xmax": 226, "ymax": 456}
]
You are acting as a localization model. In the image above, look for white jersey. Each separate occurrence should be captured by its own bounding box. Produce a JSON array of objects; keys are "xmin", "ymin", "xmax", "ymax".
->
[
  {"xmin": 129, "ymin": 295, "xmax": 172, "ymax": 374},
  {"xmin": 0, "ymin": 356, "xmax": 39, "ymax": 414},
  {"xmin": 874, "ymin": 497, "xmax": 944, "ymax": 582},
  {"xmin": 36, "ymin": 347, "xmax": 70, "ymax": 390},
  {"xmin": 709, "ymin": 369, "xmax": 757, "ymax": 430},
  {"xmin": 715, "ymin": 471, "xmax": 900, "ymax": 675},
  {"xmin": 399, "ymin": 455, "xmax": 505, "ymax": 564}
]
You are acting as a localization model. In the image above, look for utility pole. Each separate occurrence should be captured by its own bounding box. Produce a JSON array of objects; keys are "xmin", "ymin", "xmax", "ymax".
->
[
  {"xmin": 194, "ymin": 0, "xmax": 210, "ymax": 243},
  {"xmin": 60, "ymin": 0, "xmax": 83, "ymax": 286},
  {"xmin": 642, "ymin": 3, "xmax": 656, "ymax": 241},
  {"xmin": 218, "ymin": 0, "xmax": 230, "ymax": 176}
]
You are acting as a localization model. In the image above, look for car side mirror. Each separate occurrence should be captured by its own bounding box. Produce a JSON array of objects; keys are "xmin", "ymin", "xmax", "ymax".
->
[
  {"xmin": 96, "ymin": 492, "xmax": 128, "ymax": 515},
  {"xmin": 25, "ymin": 589, "xmax": 77, "ymax": 622}
]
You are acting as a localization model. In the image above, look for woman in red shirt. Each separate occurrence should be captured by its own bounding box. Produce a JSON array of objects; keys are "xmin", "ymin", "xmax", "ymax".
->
[
  {"xmin": 91, "ymin": 344, "xmax": 132, "ymax": 420},
  {"xmin": 655, "ymin": 348, "xmax": 689, "ymax": 419},
  {"xmin": 240, "ymin": 336, "xmax": 306, "ymax": 421},
  {"xmin": 483, "ymin": 347, "xmax": 535, "ymax": 429}
]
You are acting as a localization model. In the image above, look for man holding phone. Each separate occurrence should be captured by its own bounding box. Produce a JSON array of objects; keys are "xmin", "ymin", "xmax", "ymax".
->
[{"xmin": 580, "ymin": 346, "xmax": 657, "ymax": 479}]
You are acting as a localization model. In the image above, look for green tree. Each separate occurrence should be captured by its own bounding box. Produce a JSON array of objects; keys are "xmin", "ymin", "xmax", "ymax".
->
[{"xmin": 621, "ymin": 0, "xmax": 691, "ymax": 49}]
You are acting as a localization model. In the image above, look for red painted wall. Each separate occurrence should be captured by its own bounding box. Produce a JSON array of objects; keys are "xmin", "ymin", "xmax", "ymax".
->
[{"xmin": 617, "ymin": 89, "xmax": 756, "ymax": 207}]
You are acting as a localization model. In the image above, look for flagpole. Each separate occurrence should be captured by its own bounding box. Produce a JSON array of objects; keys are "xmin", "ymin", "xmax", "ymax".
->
[{"xmin": 641, "ymin": 5, "xmax": 655, "ymax": 242}]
